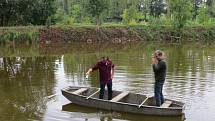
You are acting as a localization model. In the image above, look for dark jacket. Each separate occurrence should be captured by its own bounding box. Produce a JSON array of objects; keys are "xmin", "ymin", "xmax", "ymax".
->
[{"xmin": 153, "ymin": 59, "xmax": 166, "ymax": 81}]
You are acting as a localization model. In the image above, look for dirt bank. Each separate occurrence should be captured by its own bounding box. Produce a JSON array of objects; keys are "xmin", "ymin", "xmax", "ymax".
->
[
  {"xmin": 1, "ymin": 26, "xmax": 215, "ymax": 45},
  {"xmin": 39, "ymin": 27, "xmax": 143, "ymax": 44},
  {"xmin": 39, "ymin": 26, "xmax": 215, "ymax": 44}
]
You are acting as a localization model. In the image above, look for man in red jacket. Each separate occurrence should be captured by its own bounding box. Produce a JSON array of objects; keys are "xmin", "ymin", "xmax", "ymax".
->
[{"xmin": 86, "ymin": 57, "xmax": 115, "ymax": 100}]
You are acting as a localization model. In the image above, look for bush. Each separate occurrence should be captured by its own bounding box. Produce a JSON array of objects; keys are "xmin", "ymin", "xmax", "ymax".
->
[
  {"xmin": 148, "ymin": 15, "xmax": 171, "ymax": 26},
  {"xmin": 56, "ymin": 15, "xmax": 74, "ymax": 25},
  {"xmin": 197, "ymin": 6, "xmax": 210, "ymax": 25},
  {"xmin": 122, "ymin": 6, "xmax": 139, "ymax": 25},
  {"xmin": 129, "ymin": 19, "xmax": 138, "ymax": 25}
]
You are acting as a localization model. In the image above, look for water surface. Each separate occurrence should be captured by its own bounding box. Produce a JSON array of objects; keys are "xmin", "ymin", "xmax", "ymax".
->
[{"xmin": 1, "ymin": 42, "xmax": 215, "ymax": 121}]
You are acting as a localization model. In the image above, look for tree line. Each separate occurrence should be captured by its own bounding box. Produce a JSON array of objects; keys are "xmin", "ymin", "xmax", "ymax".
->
[{"xmin": 0, "ymin": 0, "xmax": 215, "ymax": 28}]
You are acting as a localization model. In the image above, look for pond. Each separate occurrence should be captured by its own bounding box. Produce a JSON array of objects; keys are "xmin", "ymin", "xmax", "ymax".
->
[{"xmin": 0, "ymin": 42, "xmax": 215, "ymax": 121}]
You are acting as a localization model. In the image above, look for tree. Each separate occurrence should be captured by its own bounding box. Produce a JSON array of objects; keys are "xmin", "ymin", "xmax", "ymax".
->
[
  {"xmin": 165, "ymin": 0, "xmax": 171, "ymax": 18},
  {"xmin": 63, "ymin": 0, "xmax": 69, "ymax": 14},
  {"xmin": 150, "ymin": 0, "xmax": 165, "ymax": 18},
  {"xmin": 122, "ymin": 6, "xmax": 139, "ymax": 24},
  {"xmin": 0, "ymin": 0, "xmax": 18, "ymax": 26},
  {"xmin": 138, "ymin": 0, "xmax": 151, "ymax": 21},
  {"xmin": 106, "ymin": 0, "xmax": 125, "ymax": 22},
  {"xmin": 28, "ymin": 0, "xmax": 57, "ymax": 25},
  {"xmin": 206, "ymin": 0, "xmax": 215, "ymax": 17},
  {"xmin": 197, "ymin": 5, "xmax": 210, "ymax": 24},
  {"xmin": 0, "ymin": 0, "xmax": 57, "ymax": 26},
  {"xmin": 192, "ymin": 0, "xmax": 203, "ymax": 20},
  {"xmin": 87, "ymin": 0, "xmax": 108, "ymax": 26},
  {"xmin": 69, "ymin": 0, "xmax": 92, "ymax": 23},
  {"xmin": 170, "ymin": 0, "xmax": 192, "ymax": 31}
]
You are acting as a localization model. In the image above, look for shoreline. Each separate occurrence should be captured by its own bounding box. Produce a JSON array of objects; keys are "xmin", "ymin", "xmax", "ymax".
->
[{"xmin": 0, "ymin": 25, "xmax": 215, "ymax": 45}]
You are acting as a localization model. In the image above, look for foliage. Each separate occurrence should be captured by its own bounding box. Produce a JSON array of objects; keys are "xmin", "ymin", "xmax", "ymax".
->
[
  {"xmin": 122, "ymin": 9, "xmax": 130, "ymax": 24},
  {"xmin": 107, "ymin": 0, "xmax": 125, "ymax": 18},
  {"xmin": 192, "ymin": 0, "xmax": 203, "ymax": 19},
  {"xmin": 53, "ymin": 8, "xmax": 65, "ymax": 23},
  {"xmin": 206, "ymin": 0, "xmax": 215, "ymax": 17},
  {"xmin": 0, "ymin": 0, "xmax": 57, "ymax": 26},
  {"xmin": 150, "ymin": 0, "xmax": 166, "ymax": 18},
  {"xmin": 0, "ymin": 31, "xmax": 39, "ymax": 45},
  {"xmin": 197, "ymin": 6, "xmax": 210, "ymax": 24},
  {"xmin": 58, "ymin": 15, "xmax": 74, "ymax": 25},
  {"xmin": 70, "ymin": 4, "xmax": 82, "ymax": 23},
  {"xmin": 87, "ymin": 0, "xmax": 108, "ymax": 25},
  {"xmin": 148, "ymin": 15, "xmax": 171, "ymax": 26},
  {"xmin": 1, "ymin": 0, "xmax": 215, "ymax": 27},
  {"xmin": 170, "ymin": 0, "xmax": 192, "ymax": 30},
  {"xmin": 122, "ymin": 6, "xmax": 139, "ymax": 24}
]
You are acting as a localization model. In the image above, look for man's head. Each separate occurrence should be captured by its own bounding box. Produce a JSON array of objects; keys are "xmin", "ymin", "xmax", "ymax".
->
[
  {"xmin": 101, "ymin": 56, "xmax": 110, "ymax": 61},
  {"xmin": 154, "ymin": 50, "xmax": 163, "ymax": 60}
]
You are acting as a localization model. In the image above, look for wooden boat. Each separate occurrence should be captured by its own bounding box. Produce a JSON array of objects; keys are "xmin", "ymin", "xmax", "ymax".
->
[{"xmin": 61, "ymin": 86, "xmax": 185, "ymax": 116}]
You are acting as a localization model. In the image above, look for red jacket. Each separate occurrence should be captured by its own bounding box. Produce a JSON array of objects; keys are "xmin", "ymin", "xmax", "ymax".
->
[{"xmin": 92, "ymin": 59, "xmax": 115, "ymax": 84}]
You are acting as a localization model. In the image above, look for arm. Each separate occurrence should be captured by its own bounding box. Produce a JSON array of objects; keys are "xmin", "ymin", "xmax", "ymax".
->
[
  {"xmin": 86, "ymin": 62, "xmax": 99, "ymax": 76},
  {"xmin": 86, "ymin": 68, "xmax": 93, "ymax": 75},
  {"xmin": 111, "ymin": 66, "xmax": 115, "ymax": 80}
]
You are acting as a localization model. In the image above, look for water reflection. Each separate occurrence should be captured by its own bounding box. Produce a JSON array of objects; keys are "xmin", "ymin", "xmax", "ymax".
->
[
  {"xmin": 61, "ymin": 103, "xmax": 183, "ymax": 121},
  {"xmin": 1, "ymin": 42, "xmax": 215, "ymax": 121},
  {"xmin": 0, "ymin": 56, "xmax": 57, "ymax": 121}
]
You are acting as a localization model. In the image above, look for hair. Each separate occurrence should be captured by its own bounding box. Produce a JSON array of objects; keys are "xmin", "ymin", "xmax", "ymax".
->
[
  {"xmin": 155, "ymin": 50, "xmax": 165, "ymax": 60},
  {"xmin": 155, "ymin": 50, "xmax": 163, "ymax": 56},
  {"xmin": 101, "ymin": 56, "xmax": 110, "ymax": 61}
]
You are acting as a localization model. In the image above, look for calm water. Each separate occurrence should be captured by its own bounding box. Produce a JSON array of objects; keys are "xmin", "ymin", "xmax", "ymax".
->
[{"xmin": 1, "ymin": 42, "xmax": 215, "ymax": 121}]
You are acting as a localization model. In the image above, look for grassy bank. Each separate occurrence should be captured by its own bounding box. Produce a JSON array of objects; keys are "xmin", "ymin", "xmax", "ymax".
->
[
  {"xmin": 0, "ymin": 26, "xmax": 42, "ymax": 45},
  {"xmin": 1, "ymin": 25, "xmax": 215, "ymax": 45},
  {"xmin": 132, "ymin": 25, "xmax": 215, "ymax": 43}
]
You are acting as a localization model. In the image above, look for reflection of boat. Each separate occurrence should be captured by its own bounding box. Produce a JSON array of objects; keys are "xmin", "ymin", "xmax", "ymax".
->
[
  {"xmin": 62, "ymin": 103, "xmax": 184, "ymax": 121},
  {"xmin": 61, "ymin": 86, "xmax": 185, "ymax": 116}
]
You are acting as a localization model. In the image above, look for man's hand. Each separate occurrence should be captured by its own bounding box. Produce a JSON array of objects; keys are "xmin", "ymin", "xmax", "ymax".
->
[
  {"xmin": 110, "ymin": 67, "xmax": 115, "ymax": 80},
  {"xmin": 86, "ymin": 68, "xmax": 92, "ymax": 75},
  {"xmin": 85, "ymin": 68, "xmax": 92, "ymax": 80},
  {"xmin": 151, "ymin": 57, "xmax": 157, "ymax": 65}
]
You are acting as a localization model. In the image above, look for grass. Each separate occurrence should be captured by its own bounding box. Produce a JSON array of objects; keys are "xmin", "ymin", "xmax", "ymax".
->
[
  {"xmin": 0, "ymin": 26, "xmax": 42, "ymax": 34},
  {"xmin": 1, "ymin": 22, "xmax": 215, "ymax": 45},
  {"xmin": 0, "ymin": 26, "xmax": 41, "ymax": 45}
]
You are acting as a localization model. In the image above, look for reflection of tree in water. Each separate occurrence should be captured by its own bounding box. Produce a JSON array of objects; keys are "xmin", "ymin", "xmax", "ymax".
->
[
  {"xmin": 0, "ymin": 56, "xmax": 57, "ymax": 121},
  {"xmin": 39, "ymin": 42, "xmax": 138, "ymax": 55},
  {"xmin": 166, "ymin": 45, "xmax": 215, "ymax": 100}
]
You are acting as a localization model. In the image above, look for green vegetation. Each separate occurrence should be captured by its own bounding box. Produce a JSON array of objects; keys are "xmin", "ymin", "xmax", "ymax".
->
[
  {"xmin": 1, "ymin": 0, "xmax": 215, "ymax": 28},
  {"xmin": 0, "ymin": 26, "xmax": 40, "ymax": 45},
  {"xmin": 87, "ymin": 0, "xmax": 108, "ymax": 26},
  {"xmin": 170, "ymin": 0, "xmax": 192, "ymax": 31},
  {"xmin": 1, "ymin": 0, "xmax": 215, "ymax": 44},
  {"xmin": 0, "ymin": 0, "xmax": 56, "ymax": 26}
]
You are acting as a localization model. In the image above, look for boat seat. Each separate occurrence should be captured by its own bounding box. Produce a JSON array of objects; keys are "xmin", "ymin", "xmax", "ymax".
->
[
  {"xmin": 72, "ymin": 88, "xmax": 88, "ymax": 95},
  {"xmin": 111, "ymin": 92, "xmax": 129, "ymax": 102},
  {"xmin": 161, "ymin": 101, "xmax": 172, "ymax": 108}
]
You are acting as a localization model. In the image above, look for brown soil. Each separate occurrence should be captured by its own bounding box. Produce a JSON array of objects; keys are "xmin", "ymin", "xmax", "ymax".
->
[{"xmin": 39, "ymin": 27, "xmax": 142, "ymax": 44}]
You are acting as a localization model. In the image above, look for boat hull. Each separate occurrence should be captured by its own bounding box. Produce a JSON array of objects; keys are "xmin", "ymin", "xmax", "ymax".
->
[{"xmin": 62, "ymin": 86, "xmax": 184, "ymax": 116}]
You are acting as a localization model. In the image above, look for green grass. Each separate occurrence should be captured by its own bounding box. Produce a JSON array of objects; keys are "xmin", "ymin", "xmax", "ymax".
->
[
  {"xmin": 1, "ymin": 22, "xmax": 215, "ymax": 45},
  {"xmin": 0, "ymin": 26, "xmax": 40, "ymax": 45},
  {"xmin": 0, "ymin": 26, "xmax": 42, "ymax": 34}
]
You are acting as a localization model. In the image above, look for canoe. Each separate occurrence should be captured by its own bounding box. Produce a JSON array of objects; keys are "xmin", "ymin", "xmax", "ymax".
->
[{"xmin": 61, "ymin": 86, "xmax": 185, "ymax": 116}]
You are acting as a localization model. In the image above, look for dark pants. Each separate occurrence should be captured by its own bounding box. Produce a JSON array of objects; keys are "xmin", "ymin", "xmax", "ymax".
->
[
  {"xmin": 154, "ymin": 80, "xmax": 165, "ymax": 106},
  {"xmin": 99, "ymin": 80, "xmax": 112, "ymax": 100}
]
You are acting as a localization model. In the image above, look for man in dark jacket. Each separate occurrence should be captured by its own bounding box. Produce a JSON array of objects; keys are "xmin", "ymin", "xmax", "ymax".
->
[
  {"xmin": 152, "ymin": 50, "xmax": 166, "ymax": 106},
  {"xmin": 86, "ymin": 57, "xmax": 115, "ymax": 100}
]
